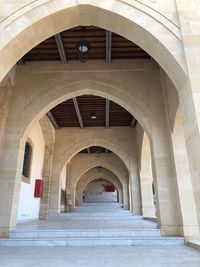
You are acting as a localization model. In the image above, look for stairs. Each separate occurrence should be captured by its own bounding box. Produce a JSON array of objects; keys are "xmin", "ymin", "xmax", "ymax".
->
[{"xmin": 0, "ymin": 203, "xmax": 184, "ymax": 246}]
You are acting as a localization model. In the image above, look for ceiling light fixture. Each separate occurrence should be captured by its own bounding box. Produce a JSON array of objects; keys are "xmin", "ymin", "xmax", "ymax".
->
[
  {"xmin": 90, "ymin": 112, "xmax": 97, "ymax": 119},
  {"xmin": 76, "ymin": 27, "xmax": 91, "ymax": 63}
]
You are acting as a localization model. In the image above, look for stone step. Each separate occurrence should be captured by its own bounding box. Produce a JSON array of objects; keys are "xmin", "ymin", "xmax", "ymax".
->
[
  {"xmin": 49, "ymin": 216, "xmax": 138, "ymax": 220},
  {"xmin": 63, "ymin": 214, "xmax": 133, "ymax": 217},
  {"xmin": 10, "ymin": 229, "xmax": 161, "ymax": 238},
  {"xmin": 74, "ymin": 209, "xmax": 130, "ymax": 212},
  {"xmin": 0, "ymin": 236, "xmax": 184, "ymax": 247},
  {"xmin": 81, "ymin": 203, "xmax": 123, "ymax": 206},
  {"xmin": 75, "ymin": 208, "xmax": 126, "ymax": 211}
]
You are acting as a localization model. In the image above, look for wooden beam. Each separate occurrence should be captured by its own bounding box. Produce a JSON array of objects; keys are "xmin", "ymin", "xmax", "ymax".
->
[
  {"xmin": 47, "ymin": 111, "xmax": 60, "ymax": 129},
  {"xmin": 54, "ymin": 33, "xmax": 67, "ymax": 64},
  {"xmin": 73, "ymin": 97, "xmax": 84, "ymax": 128},
  {"xmin": 106, "ymin": 30, "xmax": 112, "ymax": 64},
  {"xmin": 130, "ymin": 117, "xmax": 137, "ymax": 128},
  {"xmin": 17, "ymin": 59, "xmax": 24, "ymax": 65},
  {"xmin": 105, "ymin": 99, "xmax": 110, "ymax": 128}
]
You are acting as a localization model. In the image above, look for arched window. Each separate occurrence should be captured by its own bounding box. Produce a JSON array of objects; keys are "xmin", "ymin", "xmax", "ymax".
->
[{"xmin": 22, "ymin": 141, "xmax": 33, "ymax": 182}]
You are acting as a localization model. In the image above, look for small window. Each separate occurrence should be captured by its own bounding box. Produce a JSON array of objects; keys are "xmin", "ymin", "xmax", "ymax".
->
[{"xmin": 22, "ymin": 142, "xmax": 33, "ymax": 182}]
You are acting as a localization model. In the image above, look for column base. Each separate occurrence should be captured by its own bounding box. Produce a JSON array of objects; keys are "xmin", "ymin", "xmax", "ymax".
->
[
  {"xmin": 183, "ymin": 225, "xmax": 200, "ymax": 241},
  {"xmin": 39, "ymin": 213, "xmax": 48, "ymax": 220},
  {"xmin": 161, "ymin": 225, "xmax": 183, "ymax": 236},
  {"xmin": 0, "ymin": 226, "xmax": 17, "ymax": 238},
  {"xmin": 48, "ymin": 208, "xmax": 60, "ymax": 216}
]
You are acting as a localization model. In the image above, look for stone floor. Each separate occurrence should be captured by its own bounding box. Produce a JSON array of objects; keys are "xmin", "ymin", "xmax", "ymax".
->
[
  {"xmin": 1, "ymin": 203, "xmax": 200, "ymax": 266},
  {"xmin": 1, "ymin": 245, "xmax": 200, "ymax": 267},
  {"xmin": 17, "ymin": 203, "xmax": 156, "ymax": 230}
]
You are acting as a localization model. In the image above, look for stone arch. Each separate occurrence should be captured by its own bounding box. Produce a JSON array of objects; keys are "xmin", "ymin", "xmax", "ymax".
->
[
  {"xmin": 0, "ymin": 0, "xmax": 186, "ymax": 92},
  {"xmin": 76, "ymin": 167, "xmax": 123, "ymax": 205},
  {"xmin": 59, "ymin": 136, "xmax": 130, "ymax": 171},
  {"xmin": 49, "ymin": 131, "xmax": 133, "ymax": 215},
  {"xmin": 69, "ymin": 154, "xmax": 130, "ymax": 209},
  {"xmin": 70, "ymin": 153, "xmax": 129, "ymax": 189},
  {"xmin": 22, "ymin": 79, "xmax": 150, "ymax": 139}
]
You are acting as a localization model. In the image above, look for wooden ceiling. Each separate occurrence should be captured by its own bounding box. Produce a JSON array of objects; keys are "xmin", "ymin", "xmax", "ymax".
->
[
  {"xmin": 21, "ymin": 26, "xmax": 150, "ymax": 62},
  {"xmin": 80, "ymin": 146, "xmax": 111, "ymax": 154},
  {"xmin": 49, "ymin": 95, "xmax": 136, "ymax": 128}
]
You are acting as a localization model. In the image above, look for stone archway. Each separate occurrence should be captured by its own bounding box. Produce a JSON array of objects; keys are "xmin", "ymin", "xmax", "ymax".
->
[
  {"xmin": 1, "ymin": 1, "xmax": 197, "ymax": 239},
  {"xmin": 49, "ymin": 130, "xmax": 135, "ymax": 215},
  {"xmin": 0, "ymin": 0, "xmax": 186, "ymax": 91},
  {"xmin": 76, "ymin": 167, "xmax": 123, "ymax": 206},
  {"xmin": 67, "ymin": 152, "xmax": 130, "ymax": 210}
]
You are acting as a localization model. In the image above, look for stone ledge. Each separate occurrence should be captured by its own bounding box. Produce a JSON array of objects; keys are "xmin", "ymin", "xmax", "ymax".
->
[
  {"xmin": 187, "ymin": 240, "xmax": 200, "ymax": 251},
  {"xmin": 143, "ymin": 217, "xmax": 157, "ymax": 223}
]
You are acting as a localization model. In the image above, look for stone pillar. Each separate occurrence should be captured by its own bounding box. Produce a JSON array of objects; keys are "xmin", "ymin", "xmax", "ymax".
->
[
  {"xmin": 122, "ymin": 175, "xmax": 129, "ymax": 210},
  {"xmin": 39, "ymin": 116, "xmax": 54, "ymax": 220},
  {"xmin": 171, "ymin": 109, "xmax": 200, "ymax": 240},
  {"xmin": 150, "ymin": 151, "xmax": 160, "ymax": 226},
  {"xmin": 150, "ymin": 111, "xmax": 183, "ymax": 236},
  {"xmin": 49, "ymin": 165, "xmax": 61, "ymax": 216},
  {"xmin": 118, "ymin": 189, "xmax": 123, "ymax": 204},
  {"xmin": 0, "ymin": 87, "xmax": 25, "ymax": 237},
  {"xmin": 145, "ymin": 65, "xmax": 183, "ymax": 236},
  {"xmin": 129, "ymin": 144, "xmax": 142, "ymax": 215},
  {"xmin": 140, "ymin": 170, "xmax": 155, "ymax": 218},
  {"xmin": 150, "ymin": 137, "xmax": 183, "ymax": 235},
  {"xmin": 0, "ymin": 78, "xmax": 12, "ymax": 158},
  {"xmin": 175, "ymin": 0, "xmax": 200, "ymax": 238},
  {"xmin": 140, "ymin": 133, "xmax": 155, "ymax": 218}
]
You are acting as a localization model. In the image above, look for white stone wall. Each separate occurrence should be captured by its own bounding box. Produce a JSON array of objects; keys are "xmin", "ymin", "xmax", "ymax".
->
[
  {"xmin": 83, "ymin": 180, "xmax": 117, "ymax": 203},
  {"xmin": 17, "ymin": 122, "xmax": 45, "ymax": 222}
]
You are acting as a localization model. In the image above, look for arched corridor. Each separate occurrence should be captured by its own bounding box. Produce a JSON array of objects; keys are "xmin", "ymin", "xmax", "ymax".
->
[{"xmin": 1, "ymin": 1, "xmax": 200, "ymax": 266}]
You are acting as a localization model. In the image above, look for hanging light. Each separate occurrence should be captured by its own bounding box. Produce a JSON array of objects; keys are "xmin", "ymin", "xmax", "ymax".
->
[
  {"xmin": 90, "ymin": 112, "xmax": 97, "ymax": 119},
  {"xmin": 76, "ymin": 27, "xmax": 91, "ymax": 63}
]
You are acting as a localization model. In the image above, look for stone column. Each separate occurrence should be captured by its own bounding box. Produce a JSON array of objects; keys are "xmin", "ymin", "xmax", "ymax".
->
[
  {"xmin": 140, "ymin": 170, "xmax": 155, "ymax": 218},
  {"xmin": 145, "ymin": 65, "xmax": 183, "ymax": 236},
  {"xmin": 175, "ymin": 0, "xmax": 200, "ymax": 238},
  {"xmin": 140, "ymin": 133, "xmax": 155, "ymax": 218},
  {"xmin": 129, "ymin": 143, "xmax": 142, "ymax": 215},
  {"xmin": 150, "ymin": 132, "xmax": 183, "ymax": 236},
  {"xmin": 0, "ymin": 78, "xmax": 12, "ymax": 158},
  {"xmin": 122, "ymin": 175, "xmax": 129, "ymax": 210},
  {"xmin": 49, "ymin": 163, "xmax": 61, "ymax": 216},
  {"xmin": 39, "ymin": 116, "xmax": 54, "ymax": 220},
  {"xmin": 171, "ymin": 109, "xmax": 200, "ymax": 240},
  {"xmin": 0, "ymin": 87, "xmax": 25, "ymax": 237}
]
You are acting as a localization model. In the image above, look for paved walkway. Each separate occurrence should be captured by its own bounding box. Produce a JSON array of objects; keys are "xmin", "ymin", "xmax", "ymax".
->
[
  {"xmin": 1, "ymin": 203, "xmax": 200, "ymax": 266},
  {"xmin": 1, "ymin": 245, "xmax": 200, "ymax": 267},
  {"xmin": 17, "ymin": 203, "xmax": 156, "ymax": 230}
]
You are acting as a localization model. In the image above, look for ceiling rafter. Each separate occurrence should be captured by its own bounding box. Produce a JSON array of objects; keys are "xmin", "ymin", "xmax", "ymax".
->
[
  {"xmin": 54, "ymin": 33, "xmax": 67, "ymax": 64},
  {"xmin": 130, "ymin": 117, "xmax": 137, "ymax": 128},
  {"xmin": 22, "ymin": 26, "xmax": 150, "ymax": 62},
  {"xmin": 17, "ymin": 59, "xmax": 24, "ymax": 65},
  {"xmin": 105, "ymin": 99, "xmax": 110, "ymax": 128},
  {"xmin": 106, "ymin": 30, "xmax": 112, "ymax": 64},
  {"xmin": 73, "ymin": 97, "xmax": 84, "ymax": 128},
  {"xmin": 47, "ymin": 111, "xmax": 60, "ymax": 129}
]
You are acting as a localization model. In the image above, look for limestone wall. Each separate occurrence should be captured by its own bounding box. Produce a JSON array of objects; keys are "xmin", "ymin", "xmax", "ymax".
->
[
  {"xmin": 0, "ymin": 0, "xmax": 180, "ymax": 29},
  {"xmin": 83, "ymin": 180, "xmax": 118, "ymax": 203},
  {"xmin": 17, "ymin": 122, "xmax": 45, "ymax": 222}
]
